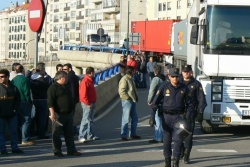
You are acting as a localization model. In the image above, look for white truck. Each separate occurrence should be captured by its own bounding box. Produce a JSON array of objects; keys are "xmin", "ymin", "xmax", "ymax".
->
[
  {"xmin": 173, "ymin": 0, "xmax": 250, "ymax": 133},
  {"xmin": 86, "ymin": 29, "xmax": 110, "ymax": 46}
]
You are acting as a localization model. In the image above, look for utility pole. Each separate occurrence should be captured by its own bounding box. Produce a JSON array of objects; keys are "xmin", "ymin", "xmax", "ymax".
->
[{"xmin": 126, "ymin": 0, "xmax": 130, "ymax": 57}]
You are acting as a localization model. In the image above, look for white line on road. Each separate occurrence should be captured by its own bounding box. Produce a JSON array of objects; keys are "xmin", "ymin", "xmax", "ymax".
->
[{"xmin": 197, "ymin": 149, "xmax": 238, "ymax": 153}]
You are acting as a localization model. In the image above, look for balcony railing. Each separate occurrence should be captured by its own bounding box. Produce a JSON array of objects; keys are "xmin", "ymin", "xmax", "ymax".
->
[
  {"xmin": 76, "ymin": 15, "xmax": 84, "ymax": 20},
  {"xmin": 64, "ymin": 7, "xmax": 70, "ymax": 11},
  {"xmin": 63, "ymin": 17, "xmax": 70, "ymax": 21},
  {"xmin": 53, "ymin": 28, "xmax": 58, "ymax": 32},
  {"xmin": 54, "ymin": 19, "xmax": 59, "ymax": 22},
  {"xmin": 54, "ymin": 9, "xmax": 59, "ymax": 13},
  {"xmin": 53, "ymin": 38, "xmax": 58, "ymax": 42},
  {"xmin": 76, "ymin": 4, "xmax": 84, "ymax": 9}
]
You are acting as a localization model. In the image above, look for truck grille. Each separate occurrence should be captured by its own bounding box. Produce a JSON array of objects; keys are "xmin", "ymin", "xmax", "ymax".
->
[{"xmin": 224, "ymin": 85, "xmax": 250, "ymax": 100}]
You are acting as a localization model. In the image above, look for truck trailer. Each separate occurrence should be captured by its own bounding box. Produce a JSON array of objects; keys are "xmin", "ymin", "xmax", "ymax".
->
[{"xmin": 131, "ymin": 0, "xmax": 250, "ymax": 133}]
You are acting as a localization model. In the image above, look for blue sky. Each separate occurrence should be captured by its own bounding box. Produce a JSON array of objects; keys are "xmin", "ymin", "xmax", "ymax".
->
[{"xmin": 1, "ymin": 0, "xmax": 24, "ymax": 11}]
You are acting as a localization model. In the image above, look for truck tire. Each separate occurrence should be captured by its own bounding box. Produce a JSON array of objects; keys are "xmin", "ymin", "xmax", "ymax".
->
[{"xmin": 200, "ymin": 120, "xmax": 217, "ymax": 134}]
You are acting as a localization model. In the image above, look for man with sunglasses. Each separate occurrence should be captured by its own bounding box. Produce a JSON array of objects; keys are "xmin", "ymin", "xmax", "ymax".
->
[
  {"xmin": 180, "ymin": 65, "xmax": 207, "ymax": 164},
  {"xmin": 0, "ymin": 69, "xmax": 23, "ymax": 155},
  {"xmin": 152, "ymin": 67, "xmax": 193, "ymax": 167}
]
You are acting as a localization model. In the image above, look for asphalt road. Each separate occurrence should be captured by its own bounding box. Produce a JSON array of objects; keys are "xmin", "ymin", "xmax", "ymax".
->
[{"xmin": 1, "ymin": 88, "xmax": 250, "ymax": 167}]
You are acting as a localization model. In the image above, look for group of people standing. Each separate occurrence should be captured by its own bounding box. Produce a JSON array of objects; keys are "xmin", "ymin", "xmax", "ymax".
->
[
  {"xmin": 118, "ymin": 54, "xmax": 207, "ymax": 167},
  {"xmin": 0, "ymin": 62, "xmax": 99, "ymax": 157}
]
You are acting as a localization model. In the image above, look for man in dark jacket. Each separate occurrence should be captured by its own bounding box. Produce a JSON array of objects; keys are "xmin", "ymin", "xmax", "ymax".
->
[
  {"xmin": 47, "ymin": 71, "xmax": 81, "ymax": 157},
  {"xmin": 30, "ymin": 62, "xmax": 52, "ymax": 139},
  {"xmin": 63, "ymin": 63, "xmax": 79, "ymax": 133},
  {"xmin": 0, "ymin": 69, "xmax": 23, "ymax": 155}
]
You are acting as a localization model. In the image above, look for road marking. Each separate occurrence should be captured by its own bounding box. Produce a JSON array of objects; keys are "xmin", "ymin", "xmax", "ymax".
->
[
  {"xmin": 80, "ymin": 148, "xmax": 118, "ymax": 153},
  {"xmin": 197, "ymin": 149, "xmax": 237, "ymax": 153},
  {"xmin": 94, "ymin": 99, "xmax": 120, "ymax": 121}
]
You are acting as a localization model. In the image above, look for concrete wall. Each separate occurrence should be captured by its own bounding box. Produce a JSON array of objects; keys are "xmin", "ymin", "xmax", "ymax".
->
[{"xmin": 73, "ymin": 73, "xmax": 121, "ymax": 126}]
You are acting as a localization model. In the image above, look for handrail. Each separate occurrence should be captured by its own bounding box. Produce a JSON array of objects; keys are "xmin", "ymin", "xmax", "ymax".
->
[{"xmin": 78, "ymin": 63, "xmax": 120, "ymax": 85}]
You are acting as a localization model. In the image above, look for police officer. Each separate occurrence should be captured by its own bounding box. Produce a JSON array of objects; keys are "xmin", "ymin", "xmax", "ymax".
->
[
  {"xmin": 180, "ymin": 65, "xmax": 207, "ymax": 164},
  {"xmin": 152, "ymin": 67, "xmax": 193, "ymax": 167}
]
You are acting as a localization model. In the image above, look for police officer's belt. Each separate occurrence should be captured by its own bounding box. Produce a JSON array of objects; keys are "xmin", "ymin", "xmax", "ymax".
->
[{"xmin": 163, "ymin": 110, "xmax": 183, "ymax": 115}]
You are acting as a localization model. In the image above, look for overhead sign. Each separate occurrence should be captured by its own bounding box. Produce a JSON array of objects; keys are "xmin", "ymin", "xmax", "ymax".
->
[
  {"xmin": 97, "ymin": 28, "xmax": 104, "ymax": 37},
  {"xmin": 28, "ymin": 0, "xmax": 45, "ymax": 32}
]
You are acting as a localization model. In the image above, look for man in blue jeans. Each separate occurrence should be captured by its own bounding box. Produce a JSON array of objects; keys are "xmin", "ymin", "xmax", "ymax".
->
[
  {"xmin": 0, "ymin": 69, "xmax": 23, "ymax": 155},
  {"xmin": 78, "ymin": 67, "xmax": 99, "ymax": 143},
  {"xmin": 118, "ymin": 66, "xmax": 141, "ymax": 141},
  {"xmin": 12, "ymin": 65, "xmax": 34, "ymax": 146},
  {"xmin": 147, "ymin": 65, "xmax": 165, "ymax": 143}
]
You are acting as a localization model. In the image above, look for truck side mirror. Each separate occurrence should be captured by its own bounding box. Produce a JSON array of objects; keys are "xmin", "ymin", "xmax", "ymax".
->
[
  {"xmin": 190, "ymin": 17, "xmax": 199, "ymax": 25},
  {"xmin": 190, "ymin": 25, "xmax": 199, "ymax": 44}
]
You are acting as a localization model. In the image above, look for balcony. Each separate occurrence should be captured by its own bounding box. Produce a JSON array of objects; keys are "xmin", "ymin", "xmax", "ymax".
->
[
  {"xmin": 76, "ymin": 4, "xmax": 84, "ymax": 9},
  {"xmin": 66, "ymin": 27, "xmax": 70, "ymax": 31},
  {"xmin": 63, "ymin": 17, "xmax": 70, "ymax": 21},
  {"xmin": 64, "ymin": 38, "xmax": 69, "ymax": 42},
  {"xmin": 76, "ymin": 15, "xmax": 84, "ymax": 20},
  {"xmin": 91, "ymin": 0, "xmax": 102, "ymax": 3},
  {"xmin": 53, "ymin": 38, "xmax": 58, "ymax": 42},
  {"xmin": 54, "ymin": 19, "xmax": 59, "ymax": 23},
  {"xmin": 54, "ymin": 0, "xmax": 59, "ymax": 2},
  {"xmin": 76, "ymin": 26, "xmax": 81, "ymax": 30},
  {"xmin": 91, "ymin": 6, "xmax": 120, "ymax": 15},
  {"xmin": 53, "ymin": 28, "xmax": 58, "ymax": 32},
  {"xmin": 64, "ymin": 6, "xmax": 70, "ymax": 11},
  {"xmin": 54, "ymin": 9, "xmax": 59, "ymax": 13},
  {"xmin": 90, "ymin": 19, "xmax": 102, "ymax": 22},
  {"xmin": 76, "ymin": 38, "xmax": 80, "ymax": 41}
]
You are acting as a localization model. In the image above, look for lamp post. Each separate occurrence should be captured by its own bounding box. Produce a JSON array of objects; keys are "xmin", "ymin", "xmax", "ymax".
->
[
  {"xmin": 25, "ymin": 39, "xmax": 35, "ymax": 61},
  {"xmin": 126, "ymin": 0, "xmax": 130, "ymax": 57}
]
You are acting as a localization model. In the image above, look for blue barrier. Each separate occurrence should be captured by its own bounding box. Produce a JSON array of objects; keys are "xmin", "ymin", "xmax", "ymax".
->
[
  {"xmin": 60, "ymin": 44, "xmax": 136, "ymax": 55},
  {"xmin": 79, "ymin": 64, "xmax": 120, "ymax": 86}
]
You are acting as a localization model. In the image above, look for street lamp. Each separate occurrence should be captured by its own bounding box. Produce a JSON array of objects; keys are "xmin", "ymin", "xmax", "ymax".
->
[
  {"xmin": 25, "ymin": 39, "xmax": 35, "ymax": 60},
  {"xmin": 126, "ymin": 0, "xmax": 130, "ymax": 57}
]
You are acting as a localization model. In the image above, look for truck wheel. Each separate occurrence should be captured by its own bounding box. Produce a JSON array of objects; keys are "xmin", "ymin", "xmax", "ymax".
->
[{"xmin": 200, "ymin": 120, "xmax": 217, "ymax": 134}]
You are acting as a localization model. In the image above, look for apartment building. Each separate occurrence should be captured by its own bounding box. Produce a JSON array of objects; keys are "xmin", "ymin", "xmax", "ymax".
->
[
  {"xmin": 0, "ymin": 1, "xmax": 35, "ymax": 61},
  {"xmin": 147, "ymin": 0, "xmax": 194, "ymax": 20}
]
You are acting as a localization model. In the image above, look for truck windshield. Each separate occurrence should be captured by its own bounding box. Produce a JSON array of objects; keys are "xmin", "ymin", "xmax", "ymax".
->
[
  {"xmin": 205, "ymin": 6, "xmax": 250, "ymax": 55},
  {"xmin": 90, "ymin": 34, "xmax": 108, "ymax": 43}
]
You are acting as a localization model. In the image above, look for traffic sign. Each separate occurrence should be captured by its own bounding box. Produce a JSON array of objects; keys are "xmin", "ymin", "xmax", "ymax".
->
[
  {"xmin": 97, "ymin": 28, "xmax": 104, "ymax": 37},
  {"xmin": 28, "ymin": 0, "xmax": 45, "ymax": 32}
]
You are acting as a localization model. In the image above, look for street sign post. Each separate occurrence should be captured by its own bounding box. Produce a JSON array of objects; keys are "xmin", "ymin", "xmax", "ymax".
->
[
  {"xmin": 28, "ymin": 0, "xmax": 45, "ymax": 67},
  {"xmin": 97, "ymin": 28, "xmax": 104, "ymax": 50}
]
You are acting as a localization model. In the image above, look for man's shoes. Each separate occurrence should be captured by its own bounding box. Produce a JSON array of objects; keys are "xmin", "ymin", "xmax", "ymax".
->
[
  {"xmin": 130, "ymin": 135, "xmax": 141, "ymax": 139},
  {"xmin": 12, "ymin": 149, "xmax": 24, "ymax": 154},
  {"xmin": 67, "ymin": 151, "xmax": 82, "ymax": 156},
  {"xmin": 21, "ymin": 141, "xmax": 35, "ymax": 146},
  {"xmin": 121, "ymin": 137, "xmax": 129, "ymax": 141},
  {"xmin": 54, "ymin": 152, "xmax": 64, "ymax": 157},
  {"xmin": 79, "ymin": 138, "xmax": 86, "ymax": 143},
  {"xmin": 0, "ymin": 150, "xmax": 8, "ymax": 156},
  {"xmin": 38, "ymin": 135, "xmax": 50, "ymax": 139},
  {"xmin": 148, "ymin": 139, "xmax": 161, "ymax": 144},
  {"xmin": 87, "ymin": 136, "xmax": 100, "ymax": 141}
]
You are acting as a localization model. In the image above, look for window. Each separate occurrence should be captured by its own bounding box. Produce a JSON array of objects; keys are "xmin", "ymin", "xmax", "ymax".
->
[
  {"xmin": 187, "ymin": 0, "xmax": 192, "ymax": 7},
  {"xmin": 158, "ymin": 3, "xmax": 162, "ymax": 11},
  {"xmin": 70, "ymin": 22, "xmax": 75, "ymax": 29},
  {"xmin": 163, "ymin": 3, "xmax": 166, "ymax": 11},
  {"xmin": 71, "ymin": 11, "xmax": 76, "ymax": 18},
  {"xmin": 177, "ymin": 16, "xmax": 181, "ymax": 20},
  {"xmin": 167, "ymin": 2, "xmax": 171, "ymax": 10},
  {"xmin": 177, "ymin": 1, "xmax": 181, "ymax": 9},
  {"xmin": 167, "ymin": 17, "xmax": 171, "ymax": 20}
]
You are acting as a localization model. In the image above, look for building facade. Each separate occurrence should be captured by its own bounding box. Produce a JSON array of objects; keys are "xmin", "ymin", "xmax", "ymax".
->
[{"xmin": 0, "ymin": 0, "xmax": 194, "ymax": 62}]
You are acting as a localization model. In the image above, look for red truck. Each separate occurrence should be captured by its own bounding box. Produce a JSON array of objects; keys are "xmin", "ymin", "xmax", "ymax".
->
[{"xmin": 130, "ymin": 20, "xmax": 179, "ymax": 62}]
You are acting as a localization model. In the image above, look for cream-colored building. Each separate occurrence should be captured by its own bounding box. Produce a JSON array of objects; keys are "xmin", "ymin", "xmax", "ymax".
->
[
  {"xmin": 0, "ymin": 1, "xmax": 35, "ymax": 61},
  {"xmin": 0, "ymin": 0, "xmax": 195, "ymax": 62},
  {"xmin": 147, "ymin": 0, "xmax": 193, "ymax": 20}
]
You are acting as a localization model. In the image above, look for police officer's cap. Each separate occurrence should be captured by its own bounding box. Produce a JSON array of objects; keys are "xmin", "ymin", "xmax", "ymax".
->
[
  {"xmin": 182, "ymin": 65, "xmax": 192, "ymax": 72},
  {"xmin": 166, "ymin": 64, "xmax": 173, "ymax": 69},
  {"xmin": 169, "ymin": 68, "xmax": 180, "ymax": 77}
]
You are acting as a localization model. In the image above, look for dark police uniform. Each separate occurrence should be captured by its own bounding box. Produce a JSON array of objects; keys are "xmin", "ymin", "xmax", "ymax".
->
[
  {"xmin": 180, "ymin": 65, "xmax": 207, "ymax": 164},
  {"xmin": 152, "ymin": 68, "xmax": 193, "ymax": 167}
]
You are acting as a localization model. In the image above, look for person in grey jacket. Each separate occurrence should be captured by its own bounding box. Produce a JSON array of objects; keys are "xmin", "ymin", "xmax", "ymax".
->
[
  {"xmin": 118, "ymin": 66, "xmax": 140, "ymax": 141},
  {"xmin": 147, "ymin": 65, "xmax": 165, "ymax": 143}
]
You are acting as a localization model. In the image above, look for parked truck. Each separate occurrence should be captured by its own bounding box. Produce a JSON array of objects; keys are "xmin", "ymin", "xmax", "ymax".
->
[{"xmin": 131, "ymin": 0, "xmax": 250, "ymax": 133}]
